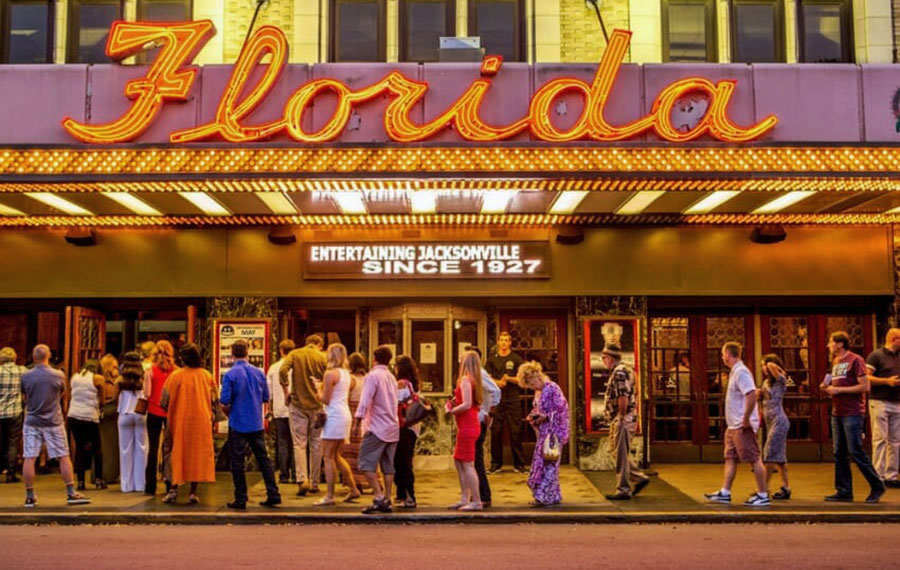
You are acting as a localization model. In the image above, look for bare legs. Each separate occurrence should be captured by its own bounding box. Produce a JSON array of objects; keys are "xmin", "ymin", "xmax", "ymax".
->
[
  {"xmin": 452, "ymin": 459, "xmax": 481, "ymax": 508},
  {"xmin": 24, "ymin": 456, "xmax": 76, "ymax": 495},
  {"xmin": 765, "ymin": 462, "xmax": 791, "ymax": 491},
  {"xmin": 721, "ymin": 457, "xmax": 767, "ymax": 495},
  {"xmin": 322, "ymin": 440, "xmax": 361, "ymax": 501},
  {"xmin": 363, "ymin": 471, "xmax": 394, "ymax": 503}
]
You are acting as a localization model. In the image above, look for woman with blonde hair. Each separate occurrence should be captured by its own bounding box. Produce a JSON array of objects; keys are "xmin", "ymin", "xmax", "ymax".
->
[
  {"xmin": 144, "ymin": 340, "xmax": 175, "ymax": 495},
  {"xmin": 518, "ymin": 361, "xmax": 569, "ymax": 507},
  {"xmin": 98, "ymin": 354, "xmax": 121, "ymax": 484},
  {"xmin": 160, "ymin": 343, "xmax": 216, "ymax": 505},
  {"xmin": 446, "ymin": 350, "xmax": 483, "ymax": 511},
  {"xmin": 314, "ymin": 343, "xmax": 361, "ymax": 505}
]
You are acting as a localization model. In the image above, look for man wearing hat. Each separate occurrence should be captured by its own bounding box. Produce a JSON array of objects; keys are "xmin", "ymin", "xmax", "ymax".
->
[{"xmin": 601, "ymin": 343, "xmax": 650, "ymax": 500}]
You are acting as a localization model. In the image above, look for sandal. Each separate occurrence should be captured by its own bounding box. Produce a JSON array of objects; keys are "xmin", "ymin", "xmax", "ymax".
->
[
  {"xmin": 446, "ymin": 501, "xmax": 466, "ymax": 510},
  {"xmin": 342, "ymin": 492, "xmax": 361, "ymax": 503},
  {"xmin": 189, "ymin": 494, "xmax": 199, "ymax": 505},
  {"xmin": 162, "ymin": 490, "xmax": 178, "ymax": 504},
  {"xmin": 459, "ymin": 502, "xmax": 483, "ymax": 511},
  {"xmin": 313, "ymin": 497, "xmax": 336, "ymax": 507}
]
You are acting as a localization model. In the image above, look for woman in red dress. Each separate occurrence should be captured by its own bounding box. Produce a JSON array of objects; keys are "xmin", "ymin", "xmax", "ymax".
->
[{"xmin": 446, "ymin": 350, "xmax": 484, "ymax": 511}]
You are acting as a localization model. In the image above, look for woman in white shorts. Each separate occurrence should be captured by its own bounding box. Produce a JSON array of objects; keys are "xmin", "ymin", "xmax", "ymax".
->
[{"xmin": 314, "ymin": 343, "xmax": 361, "ymax": 506}]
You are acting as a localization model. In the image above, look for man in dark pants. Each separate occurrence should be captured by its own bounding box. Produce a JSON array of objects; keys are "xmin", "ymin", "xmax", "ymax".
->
[
  {"xmin": 466, "ymin": 346, "xmax": 501, "ymax": 505},
  {"xmin": 0, "ymin": 347, "xmax": 24, "ymax": 482},
  {"xmin": 221, "ymin": 340, "xmax": 282, "ymax": 510},
  {"xmin": 486, "ymin": 332, "xmax": 525, "ymax": 473},
  {"xmin": 267, "ymin": 340, "xmax": 296, "ymax": 483}
]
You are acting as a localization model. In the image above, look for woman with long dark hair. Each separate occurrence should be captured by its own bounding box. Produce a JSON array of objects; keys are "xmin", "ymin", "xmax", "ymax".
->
[
  {"xmin": 344, "ymin": 352, "xmax": 368, "ymax": 490},
  {"xmin": 758, "ymin": 353, "xmax": 791, "ymax": 499},
  {"xmin": 394, "ymin": 354, "xmax": 421, "ymax": 508},
  {"xmin": 117, "ymin": 351, "xmax": 148, "ymax": 493}
]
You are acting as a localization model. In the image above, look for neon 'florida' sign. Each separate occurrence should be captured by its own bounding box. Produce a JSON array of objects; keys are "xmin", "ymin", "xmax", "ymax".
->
[{"xmin": 62, "ymin": 20, "xmax": 777, "ymax": 145}]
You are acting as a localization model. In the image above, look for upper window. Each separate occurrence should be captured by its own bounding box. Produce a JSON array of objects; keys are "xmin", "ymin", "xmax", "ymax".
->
[
  {"xmin": 136, "ymin": 0, "xmax": 191, "ymax": 63},
  {"xmin": 1, "ymin": 0, "xmax": 53, "ymax": 63},
  {"xmin": 400, "ymin": 0, "xmax": 454, "ymax": 62},
  {"xmin": 662, "ymin": 0, "xmax": 717, "ymax": 62},
  {"xmin": 731, "ymin": 0, "xmax": 785, "ymax": 63},
  {"xmin": 330, "ymin": 0, "xmax": 386, "ymax": 62},
  {"xmin": 798, "ymin": 0, "xmax": 852, "ymax": 63},
  {"xmin": 468, "ymin": 0, "xmax": 525, "ymax": 62},
  {"xmin": 67, "ymin": 0, "xmax": 122, "ymax": 63}
]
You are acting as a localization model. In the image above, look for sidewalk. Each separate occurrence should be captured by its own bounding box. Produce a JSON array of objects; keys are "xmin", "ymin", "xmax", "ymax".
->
[{"xmin": 2, "ymin": 464, "xmax": 900, "ymax": 524}]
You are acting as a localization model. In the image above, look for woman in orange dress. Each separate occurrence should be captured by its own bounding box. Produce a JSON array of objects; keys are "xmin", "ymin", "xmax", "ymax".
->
[{"xmin": 160, "ymin": 343, "xmax": 216, "ymax": 505}]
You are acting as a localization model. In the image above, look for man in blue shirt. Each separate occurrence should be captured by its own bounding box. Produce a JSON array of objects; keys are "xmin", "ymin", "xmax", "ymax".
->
[{"xmin": 221, "ymin": 340, "xmax": 281, "ymax": 509}]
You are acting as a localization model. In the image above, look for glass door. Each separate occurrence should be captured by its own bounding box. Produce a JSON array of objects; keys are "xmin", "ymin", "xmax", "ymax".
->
[{"xmin": 411, "ymin": 320, "xmax": 447, "ymax": 394}]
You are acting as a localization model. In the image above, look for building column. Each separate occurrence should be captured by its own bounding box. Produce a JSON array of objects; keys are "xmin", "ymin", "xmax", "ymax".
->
[
  {"xmin": 854, "ymin": 0, "xmax": 894, "ymax": 63},
  {"xmin": 194, "ymin": 0, "xmax": 225, "ymax": 64},
  {"xmin": 292, "ymin": 0, "xmax": 322, "ymax": 62},
  {"xmin": 716, "ymin": 0, "xmax": 730, "ymax": 62},
  {"xmin": 784, "ymin": 0, "xmax": 799, "ymax": 62},
  {"xmin": 534, "ymin": 0, "xmax": 561, "ymax": 62},
  {"xmin": 54, "ymin": 0, "xmax": 67, "ymax": 63},
  {"xmin": 387, "ymin": 0, "xmax": 399, "ymax": 62},
  {"xmin": 629, "ymin": 0, "xmax": 662, "ymax": 63}
]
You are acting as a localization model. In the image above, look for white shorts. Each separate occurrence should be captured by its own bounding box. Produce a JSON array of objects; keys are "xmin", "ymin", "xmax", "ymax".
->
[{"xmin": 23, "ymin": 424, "xmax": 69, "ymax": 459}]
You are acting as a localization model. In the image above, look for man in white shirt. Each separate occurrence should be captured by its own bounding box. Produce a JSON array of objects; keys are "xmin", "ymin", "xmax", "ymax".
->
[
  {"xmin": 267, "ymin": 340, "xmax": 295, "ymax": 483},
  {"xmin": 704, "ymin": 342, "xmax": 769, "ymax": 507}
]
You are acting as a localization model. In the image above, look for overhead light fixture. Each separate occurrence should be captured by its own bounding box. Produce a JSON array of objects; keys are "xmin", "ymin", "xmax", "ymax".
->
[
  {"xmin": 749, "ymin": 224, "xmax": 787, "ymax": 244},
  {"xmin": 64, "ymin": 227, "xmax": 96, "ymax": 246},
  {"xmin": 409, "ymin": 190, "xmax": 437, "ymax": 214},
  {"xmin": 332, "ymin": 191, "xmax": 367, "ymax": 215},
  {"xmin": 885, "ymin": 206, "xmax": 900, "ymax": 214},
  {"xmin": 26, "ymin": 193, "xmax": 93, "ymax": 216},
  {"xmin": 480, "ymin": 190, "xmax": 517, "ymax": 214},
  {"xmin": 257, "ymin": 192, "xmax": 297, "ymax": 214},
  {"xmin": 0, "ymin": 202, "xmax": 25, "ymax": 216},
  {"xmin": 267, "ymin": 225, "xmax": 297, "ymax": 245},
  {"xmin": 549, "ymin": 191, "xmax": 589, "ymax": 214},
  {"xmin": 683, "ymin": 191, "xmax": 742, "ymax": 214},
  {"xmin": 615, "ymin": 190, "xmax": 666, "ymax": 215},
  {"xmin": 102, "ymin": 192, "xmax": 162, "ymax": 216},
  {"xmin": 752, "ymin": 191, "xmax": 816, "ymax": 214},
  {"xmin": 180, "ymin": 192, "xmax": 230, "ymax": 216}
]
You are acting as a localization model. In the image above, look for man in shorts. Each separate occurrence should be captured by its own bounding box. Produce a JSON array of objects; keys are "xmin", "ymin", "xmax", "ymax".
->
[
  {"xmin": 353, "ymin": 345, "xmax": 399, "ymax": 514},
  {"xmin": 704, "ymin": 342, "xmax": 769, "ymax": 507},
  {"xmin": 20, "ymin": 344, "xmax": 90, "ymax": 507}
]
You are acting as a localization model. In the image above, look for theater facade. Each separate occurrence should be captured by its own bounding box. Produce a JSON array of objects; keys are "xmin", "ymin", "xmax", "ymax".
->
[{"xmin": 0, "ymin": 20, "xmax": 898, "ymax": 468}]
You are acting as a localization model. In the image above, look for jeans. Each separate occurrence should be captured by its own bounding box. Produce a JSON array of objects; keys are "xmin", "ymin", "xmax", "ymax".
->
[
  {"xmin": 394, "ymin": 427, "xmax": 417, "ymax": 502},
  {"xmin": 475, "ymin": 421, "xmax": 491, "ymax": 503},
  {"xmin": 145, "ymin": 413, "xmax": 166, "ymax": 493},
  {"xmin": 273, "ymin": 417, "xmax": 295, "ymax": 481},
  {"xmin": 0, "ymin": 415, "xmax": 22, "ymax": 475},
  {"xmin": 228, "ymin": 430, "xmax": 280, "ymax": 504},
  {"xmin": 68, "ymin": 417, "xmax": 102, "ymax": 483},
  {"xmin": 832, "ymin": 414, "xmax": 883, "ymax": 496},
  {"xmin": 490, "ymin": 402, "xmax": 525, "ymax": 470}
]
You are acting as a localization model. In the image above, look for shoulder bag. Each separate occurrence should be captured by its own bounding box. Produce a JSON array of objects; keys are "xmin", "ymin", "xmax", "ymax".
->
[{"xmin": 541, "ymin": 411, "xmax": 560, "ymax": 462}]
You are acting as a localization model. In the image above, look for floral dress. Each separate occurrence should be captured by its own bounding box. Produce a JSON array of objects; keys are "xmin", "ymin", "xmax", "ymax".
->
[
  {"xmin": 763, "ymin": 375, "xmax": 790, "ymax": 464},
  {"xmin": 527, "ymin": 381, "xmax": 570, "ymax": 505}
]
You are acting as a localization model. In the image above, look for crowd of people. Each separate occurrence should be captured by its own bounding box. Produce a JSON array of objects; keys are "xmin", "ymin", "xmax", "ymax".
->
[{"xmin": 0, "ymin": 326, "xmax": 897, "ymax": 510}]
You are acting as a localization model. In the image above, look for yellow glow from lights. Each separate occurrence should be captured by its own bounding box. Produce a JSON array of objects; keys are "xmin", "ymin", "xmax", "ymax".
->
[
  {"xmin": 752, "ymin": 191, "xmax": 817, "ymax": 214},
  {"xmin": 409, "ymin": 190, "xmax": 438, "ymax": 214},
  {"xmin": 102, "ymin": 192, "xmax": 163, "ymax": 216},
  {"xmin": 332, "ymin": 191, "xmax": 367, "ymax": 215},
  {"xmin": 683, "ymin": 191, "xmax": 742, "ymax": 214},
  {"xmin": 616, "ymin": 191, "xmax": 665, "ymax": 215},
  {"xmin": 0, "ymin": 202, "xmax": 25, "ymax": 216},
  {"xmin": 257, "ymin": 192, "xmax": 297, "ymax": 214},
  {"xmin": 26, "ymin": 193, "xmax": 93, "ymax": 216},
  {"xmin": 480, "ymin": 190, "xmax": 517, "ymax": 214},
  {"xmin": 549, "ymin": 191, "xmax": 589, "ymax": 214},
  {"xmin": 180, "ymin": 192, "xmax": 230, "ymax": 215}
]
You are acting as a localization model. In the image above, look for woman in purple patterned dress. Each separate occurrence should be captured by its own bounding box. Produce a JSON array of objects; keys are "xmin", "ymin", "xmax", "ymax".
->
[{"xmin": 518, "ymin": 361, "xmax": 570, "ymax": 506}]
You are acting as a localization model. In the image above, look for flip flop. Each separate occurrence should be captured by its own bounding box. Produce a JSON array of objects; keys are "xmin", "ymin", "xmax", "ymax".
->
[{"xmin": 313, "ymin": 497, "xmax": 336, "ymax": 507}]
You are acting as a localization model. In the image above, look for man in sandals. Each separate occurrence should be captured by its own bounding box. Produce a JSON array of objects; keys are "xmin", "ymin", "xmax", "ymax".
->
[
  {"xmin": 704, "ymin": 342, "xmax": 770, "ymax": 507},
  {"xmin": 20, "ymin": 345, "xmax": 90, "ymax": 508}
]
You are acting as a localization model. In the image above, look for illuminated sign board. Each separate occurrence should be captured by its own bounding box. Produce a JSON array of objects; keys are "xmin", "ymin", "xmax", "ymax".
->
[
  {"xmin": 302, "ymin": 242, "xmax": 551, "ymax": 279},
  {"xmin": 61, "ymin": 21, "xmax": 777, "ymax": 145}
]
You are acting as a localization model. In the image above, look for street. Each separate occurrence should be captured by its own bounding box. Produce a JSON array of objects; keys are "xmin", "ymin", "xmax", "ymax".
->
[{"xmin": 1, "ymin": 523, "xmax": 893, "ymax": 570}]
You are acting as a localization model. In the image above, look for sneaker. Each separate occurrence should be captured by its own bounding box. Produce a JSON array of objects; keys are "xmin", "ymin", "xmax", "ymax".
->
[
  {"xmin": 512, "ymin": 466, "xmax": 526, "ymax": 474},
  {"xmin": 885, "ymin": 479, "xmax": 900, "ymax": 488},
  {"xmin": 825, "ymin": 492, "xmax": 853, "ymax": 502},
  {"xmin": 704, "ymin": 490, "xmax": 732, "ymax": 503},
  {"xmin": 743, "ymin": 493, "xmax": 770, "ymax": 507},
  {"xmin": 632, "ymin": 477, "xmax": 651, "ymax": 497},
  {"xmin": 772, "ymin": 487, "xmax": 791, "ymax": 500},
  {"xmin": 605, "ymin": 491, "xmax": 632, "ymax": 501},
  {"xmin": 24, "ymin": 496, "xmax": 36, "ymax": 508},
  {"xmin": 226, "ymin": 501, "xmax": 246, "ymax": 510},
  {"xmin": 362, "ymin": 498, "xmax": 392, "ymax": 514},
  {"xmin": 866, "ymin": 486, "xmax": 887, "ymax": 504},
  {"xmin": 296, "ymin": 484, "xmax": 309, "ymax": 497},
  {"xmin": 487, "ymin": 466, "xmax": 502, "ymax": 475},
  {"xmin": 6, "ymin": 474, "xmax": 20, "ymax": 484},
  {"xmin": 402, "ymin": 498, "xmax": 417, "ymax": 509},
  {"xmin": 67, "ymin": 492, "xmax": 91, "ymax": 506}
]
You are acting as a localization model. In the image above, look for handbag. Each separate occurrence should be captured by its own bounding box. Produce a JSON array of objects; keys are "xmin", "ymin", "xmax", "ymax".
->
[
  {"xmin": 403, "ymin": 394, "xmax": 434, "ymax": 427},
  {"xmin": 133, "ymin": 397, "xmax": 148, "ymax": 415},
  {"xmin": 542, "ymin": 433, "xmax": 560, "ymax": 462},
  {"xmin": 313, "ymin": 410, "xmax": 327, "ymax": 429}
]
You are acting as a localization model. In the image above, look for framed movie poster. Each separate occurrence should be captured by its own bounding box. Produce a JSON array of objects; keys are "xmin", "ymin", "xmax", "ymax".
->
[
  {"xmin": 212, "ymin": 319, "xmax": 271, "ymax": 432},
  {"xmin": 584, "ymin": 317, "xmax": 641, "ymax": 434}
]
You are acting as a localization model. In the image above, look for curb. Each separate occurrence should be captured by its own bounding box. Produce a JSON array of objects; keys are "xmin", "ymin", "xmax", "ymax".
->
[{"xmin": 4, "ymin": 510, "xmax": 900, "ymax": 525}]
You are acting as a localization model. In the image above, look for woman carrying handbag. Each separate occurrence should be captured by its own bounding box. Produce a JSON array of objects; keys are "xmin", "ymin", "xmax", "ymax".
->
[{"xmin": 518, "ymin": 361, "xmax": 569, "ymax": 507}]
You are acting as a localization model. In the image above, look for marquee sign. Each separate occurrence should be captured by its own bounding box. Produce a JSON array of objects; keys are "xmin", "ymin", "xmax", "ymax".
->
[
  {"xmin": 303, "ymin": 242, "xmax": 551, "ymax": 279},
  {"xmin": 61, "ymin": 21, "xmax": 777, "ymax": 145}
]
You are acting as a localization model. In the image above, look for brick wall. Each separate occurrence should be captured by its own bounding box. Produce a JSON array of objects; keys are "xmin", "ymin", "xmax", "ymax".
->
[{"xmin": 560, "ymin": 0, "xmax": 630, "ymax": 62}]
